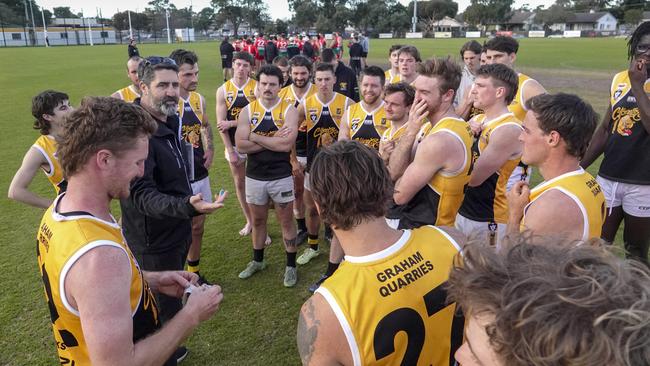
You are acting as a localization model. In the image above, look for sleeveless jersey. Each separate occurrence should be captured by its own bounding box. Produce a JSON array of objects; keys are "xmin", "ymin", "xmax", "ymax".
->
[
  {"xmin": 37, "ymin": 195, "xmax": 159, "ymax": 365},
  {"xmin": 317, "ymin": 226, "xmax": 464, "ymax": 366},
  {"xmin": 346, "ymin": 102, "xmax": 390, "ymax": 150},
  {"xmin": 459, "ymin": 113, "xmax": 522, "ymax": 223},
  {"xmin": 255, "ymin": 37, "xmax": 266, "ymax": 56},
  {"xmin": 523, "ymin": 168, "xmax": 606, "ymax": 240},
  {"xmin": 33, "ymin": 135, "xmax": 67, "ymax": 194},
  {"xmin": 224, "ymin": 78, "xmax": 257, "ymax": 146},
  {"xmin": 468, "ymin": 106, "xmax": 484, "ymax": 120},
  {"xmin": 388, "ymin": 117, "xmax": 473, "ymax": 228},
  {"xmin": 599, "ymin": 70, "xmax": 650, "ymax": 184},
  {"xmin": 279, "ymin": 83, "xmax": 318, "ymax": 157},
  {"xmin": 303, "ymin": 92, "xmax": 351, "ymax": 170},
  {"xmin": 381, "ymin": 122, "xmax": 408, "ymax": 144},
  {"xmin": 178, "ymin": 92, "xmax": 208, "ymax": 182},
  {"xmin": 507, "ymin": 73, "xmax": 534, "ymax": 122},
  {"xmin": 114, "ymin": 85, "xmax": 140, "ymax": 103},
  {"xmin": 384, "ymin": 69, "xmax": 401, "ymax": 85},
  {"xmin": 246, "ymin": 98, "xmax": 294, "ymax": 181}
]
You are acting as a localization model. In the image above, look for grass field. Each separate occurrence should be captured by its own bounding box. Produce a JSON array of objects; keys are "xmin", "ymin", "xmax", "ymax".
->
[{"xmin": 0, "ymin": 37, "xmax": 629, "ymax": 365}]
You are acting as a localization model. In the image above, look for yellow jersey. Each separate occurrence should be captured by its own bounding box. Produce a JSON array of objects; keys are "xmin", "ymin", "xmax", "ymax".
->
[
  {"xmin": 223, "ymin": 78, "xmax": 257, "ymax": 146},
  {"xmin": 33, "ymin": 135, "xmax": 66, "ymax": 194},
  {"xmin": 303, "ymin": 92, "xmax": 351, "ymax": 170},
  {"xmin": 37, "ymin": 195, "xmax": 159, "ymax": 365},
  {"xmin": 507, "ymin": 73, "xmax": 534, "ymax": 122},
  {"xmin": 523, "ymin": 168, "xmax": 606, "ymax": 240},
  {"xmin": 384, "ymin": 69, "xmax": 401, "ymax": 84},
  {"xmin": 346, "ymin": 102, "xmax": 390, "ymax": 150},
  {"xmin": 246, "ymin": 98, "xmax": 294, "ymax": 181},
  {"xmin": 388, "ymin": 118, "xmax": 473, "ymax": 228},
  {"xmin": 458, "ymin": 112, "xmax": 522, "ymax": 223},
  {"xmin": 317, "ymin": 225, "xmax": 464, "ymax": 366},
  {"xmin": 279, "ymin": 83, "xmax": 318, "ymax": 157},
  {"xmin": 114, "ymin": 84, "xmax": 140, "ymax": 103},
  {"xmin": 381, "ymin": 122, "xmax": 408, "ymax": 144}
]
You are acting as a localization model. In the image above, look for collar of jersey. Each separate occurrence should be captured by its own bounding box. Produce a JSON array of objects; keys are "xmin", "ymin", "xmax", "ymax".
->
[
  {"xmin": 344, "ymin": 229, "xmax": 411, "ymax": 264},
  {"xmin": 51, "ymin": 193, "xmax": 120, "ymax": 228},
  {"xmin": 531, "ymin": 167, "xmax": 585, "ymax": 193}
]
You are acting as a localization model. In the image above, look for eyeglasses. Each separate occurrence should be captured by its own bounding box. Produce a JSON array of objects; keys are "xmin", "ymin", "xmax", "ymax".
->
[
  {"xmin": 636, "ymin": 44, "xmax": 650, "ymax": 54},
  {"xmin": 143, "ymin": 56, "xmax": 177, "ymax": 67}
]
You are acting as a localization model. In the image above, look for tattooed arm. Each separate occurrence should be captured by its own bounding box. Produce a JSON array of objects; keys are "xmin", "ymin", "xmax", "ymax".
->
[
  {"xmin": 200, "ymin": 94, "xmax": 215, "ymax": 169},
  {"xmin": 297, "ymin": 294, "xmax": 350, "ymax": 366}
]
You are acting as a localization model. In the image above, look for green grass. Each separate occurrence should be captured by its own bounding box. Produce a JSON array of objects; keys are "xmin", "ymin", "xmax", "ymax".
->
[{"xmin": 0, "ymin": 38, "xmax": 627, "ymax": 365}]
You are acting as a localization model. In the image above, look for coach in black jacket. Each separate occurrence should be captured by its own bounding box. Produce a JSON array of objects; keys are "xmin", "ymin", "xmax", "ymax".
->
[
  {"xmin": 120, "ymin": 57, "xmax": 225, "ymax": 325},
  {"xmin": 322, "ymin": 47, "xmax": 360, "ymax": 102}
]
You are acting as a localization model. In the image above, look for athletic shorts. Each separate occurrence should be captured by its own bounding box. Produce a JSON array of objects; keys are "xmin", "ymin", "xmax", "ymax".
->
[
  {"xmin": 361, "ymin": 51, "xmax": 368, "ymax": 58},
  {"xmin": 222, "ymin": 58, "xmax": 232, "ymax": 69},
  {"xmin": 224, "ymin": 148, "xmax": 247, "ymax": 164},
  {"xmin": 245, "ymin": 176, "xmax": 294, "ymax": 205},
  {"xmin": 304, "ymin": 172, "xmax": 311, "ymax": 191},
  {"xmin": 297, "ymin": 156, "xmax": 307, "ymax": 169},
  {"xmin": 597, "ymin": 176, "xmax": 650, "ymax": 217},
  {"xmin": 507, "ymin": 165, "xmax": 532, "ymax": 191},
  {"xmin": 191, "ymin": 176, "xmax": 213, "ymax": 203},
  {"xmin": 455, "ymin": 214, "xmax": 506, "ymax": 249}
]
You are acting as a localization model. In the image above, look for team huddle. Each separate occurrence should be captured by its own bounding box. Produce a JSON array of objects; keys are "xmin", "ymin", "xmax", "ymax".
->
[{"xmin": 9, "ymin": 22, "xmax": 650, "ymax": 366}]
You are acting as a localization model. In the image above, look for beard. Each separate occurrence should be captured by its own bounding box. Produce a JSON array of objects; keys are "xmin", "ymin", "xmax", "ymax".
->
[
  {"xmin": 157, "ymin": 96, "xmax": 179, "ymax": 116},
  {"xmin": 363, "ymin": 93, "xmax": 379, "ymax": 105},
  {"xmin": 293, "ymin": 78, "xmax": 307, "ymax": 88}
]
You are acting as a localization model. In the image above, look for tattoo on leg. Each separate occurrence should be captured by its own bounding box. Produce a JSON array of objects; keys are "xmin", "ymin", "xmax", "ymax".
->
[
  {"xmin": 285, "ymin": 237, "xmax": 297, "ymax": 248},
  {"xmin": 297, "ymin": 299, "xmax": 319, "ymax": 365}
]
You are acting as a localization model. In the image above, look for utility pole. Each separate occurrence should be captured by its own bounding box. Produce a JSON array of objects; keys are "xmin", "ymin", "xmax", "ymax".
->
[
  {"xmin": 28, "ymin": 0, "xmax": 37, "ymax": 44},
  {"xmin": 41, "ymin": 6, "xmax": 48, "ymax": 47},
  {"xmin": 166, "ymin": 8, "xmax": 171, "ymax": 44},
  {"xmin": 411, "ymin": 0, "xmax": 417, "ymax": 33},
  {"xmin": 128, "ymin": 10, "xmax": 133, "ymax": 39}
]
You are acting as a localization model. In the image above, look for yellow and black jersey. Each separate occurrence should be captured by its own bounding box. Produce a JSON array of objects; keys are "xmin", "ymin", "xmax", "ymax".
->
[
  {"xmin": 178, "ymin": 92, "xmax": 208, "ymax": 182},
  {"xmin": 507, "ymin": 73, "xmax": 534, "ymax": 122},
  {"xmin": 33, "ymin": 135, "xmax": 66, "ymax": 194},
  {"xmin": 246, "ymin": 98, "xmax": 294, "ymax": 181},
  {"xmin": 223, "ymin": 78, "xmax": 257, "ymax": 146},
  {"xmin": 387, "ymin": 117, "xmax": 473, "ymax": 228},
  {"xmin": 523, "ymin": 168, "xmax": 606, "ymax": 240},
  {"xmin": 381, "ymin": 122, "xmax": 408, "ymax": 144},
  {"xmin": 114, "ymin": 84, "xmax": 140, "ymax": 103},
  {"xmin": 279, "ymin": 83, "xmax": 318, "ymax": 157},
  {"xmin": 317, "ymin": 225, "xmax": 464, "ymax": 366},
  {"xmin": 468, "ymin": 106, "xmax": 484, "ymax": 120},
  {"xmin": 303, "ymin": 92, "xmax": 351, "ymax": 170},
  {"xmin": 346, "ymin": 102, "xmax": 390, "ymax": 150},
  {"xmin": 599, "ymin": 70, "xmax": 650, "ymax": 184},
  {"xmin": 37, "ymin": 194, "xmax": 159, "ymax": 365},
  {"xmin": 459, "ymin": 113, "xmax": 522, "ymax": 224},
  {"xmin": 384, "ymin": 69, "xmax": 401, "ymax": 85}
]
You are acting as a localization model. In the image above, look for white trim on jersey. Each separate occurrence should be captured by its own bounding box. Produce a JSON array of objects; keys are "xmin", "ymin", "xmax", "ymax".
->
[
  {"xmin": 344, "ymin": 229, "xmax": 411, "ymax": 263},
  {"xmin": 314, "ymin": 287, "xmax": 362, "ymax": 366},
  {"xmin": 32, "ymin": 144, "xmax": 55, "ymax": 177}
]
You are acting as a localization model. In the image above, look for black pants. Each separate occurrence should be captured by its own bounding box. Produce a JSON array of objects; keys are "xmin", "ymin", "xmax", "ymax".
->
[{"xmin": 134, "ymin": 243, "xmax": 189, "ymax": 324}]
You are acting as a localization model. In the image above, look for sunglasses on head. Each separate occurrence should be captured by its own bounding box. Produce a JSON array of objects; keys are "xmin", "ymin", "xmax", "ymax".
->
[{"xmin": 143, "ymin": 56, "xmax": 177, "ymax": 67}]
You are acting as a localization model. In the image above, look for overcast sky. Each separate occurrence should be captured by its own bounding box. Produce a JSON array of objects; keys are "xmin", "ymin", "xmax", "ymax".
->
[{"xmin": 38, "ymin": 0, "xmax": 552, "ymax": 20}]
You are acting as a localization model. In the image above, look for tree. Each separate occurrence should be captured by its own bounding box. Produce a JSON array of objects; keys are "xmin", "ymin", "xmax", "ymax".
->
[
  {"xmin": 573, "ymin": 0, "xmax": 612, "ymax": 12},
  {"xmin": 274, "ymin": 19, "xmax": 289, "ymax": 35},
  {"xmin": 536, "ymin": 3, "xmax": 572, "ymax": 27},
  {"xmin": 53, "ymin": 6, "xmax": 77, "ymax": 18},
  {"xmin": 624, "ymin": 8, "xmax": 643, "ymax": 25},
  {"xmin": 463, "ymin": 0, "xmax": 514, "ymax": 25},
  {"xmin": 112, "ymin": 10, "xmax": 150, "ymax": 31},
  {"xmin": 195, "ymin": 7, "xmax": 215, "ymax": 33},
  {"xmin": 292, "ymin": 0, "xmax": 319, "ymax": 30},
  {"xmin": 211, "ymin": 0, "xmax": 246, "ymax": 35},
  {"xmin": 408, "ymin": 0, "xmax": 458, "ymax": 22}
]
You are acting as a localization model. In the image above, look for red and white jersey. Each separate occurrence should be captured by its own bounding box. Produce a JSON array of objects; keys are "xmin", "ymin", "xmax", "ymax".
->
[
  {"xmin": 243, "ymin": 43, "xmax": 256, "ymax": 55},
  {"xmin": 277, "ymin": 38, "xmax": 288, "ymax": 51},
  {"xmin": 255, "ymin": 37, "xmax": 266, "ymax": 49}
]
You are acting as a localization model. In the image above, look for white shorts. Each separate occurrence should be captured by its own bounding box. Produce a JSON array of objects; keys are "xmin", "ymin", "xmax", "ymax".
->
[
  {"xmin": 507, "ymin": 165, "xmax": 532, "ymax": 192},
  {"xmin": 245, "ymin": 176, "xmax": 294, "ymax": 205},
  {"xmin": 304, "ymin": 172, "xmax": 311, "ymax": 191},
  {"xmin": 297, "ymin": 156, "xmax": 307, "ymax": 169},
  {"xmin": 455, "ymin": 214, "xmax": 506, "ymax": 249},
  {"xmin": 224, "ymin": 148, "xmax": 247, "ymax": 164},
  {"xmin": 596, "ymin": 176, "xmax": 650, "ymax": 217},
  {"xmin": 191, "ymin": 176, "xmax": 213, "ymax": 203}
]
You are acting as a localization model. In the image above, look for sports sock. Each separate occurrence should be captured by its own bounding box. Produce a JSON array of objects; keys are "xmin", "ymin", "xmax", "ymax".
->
[
  {"xmin": 286, "ymin": 251, "xmax": 297, "ymax": 267},
  {"xmin": 325, "ymin": 261, "xmax": 339, "ymax": 277},
  {"xmin": 297, "ymin": 218, "xmax": 307, "ymax": 232},
  {"xmin": 187, "ymin": 259, "xmax": 200, "ymax": 273},
  {"xmin": 308, "ymin": 234, "xmax": 319, "ymax": 251},
  {"xmin": 253, "ymin": 248, "xmax": 265, "ymax": 263}
]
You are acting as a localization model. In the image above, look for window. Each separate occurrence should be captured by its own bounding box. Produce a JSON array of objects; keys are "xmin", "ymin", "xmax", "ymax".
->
[
  {"xmin": 11, "ymin": 33, "xmax": 21, "ymax": 40},
  {"xmin": 100, "ymin": 31, "xmax": 108, "ymax": 38}
]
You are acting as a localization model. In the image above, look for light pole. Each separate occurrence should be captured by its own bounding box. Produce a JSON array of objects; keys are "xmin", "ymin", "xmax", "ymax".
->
[
  {"xmin": 40, "ymin": 6, "xmax": 48, "ymax": 47},
  {"xmin": 165, "ymin": 8, "xmax": 171, "ymax": 44},
  {"xmin": 411, "ymin": 0, "xmax": 417, "ymax": 33}
]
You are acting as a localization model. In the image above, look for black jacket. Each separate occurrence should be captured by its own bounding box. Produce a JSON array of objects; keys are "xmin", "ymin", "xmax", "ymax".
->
[
  {"xmin": 120, "ymin": 101, "xmax": 198, "ymax": 254},
  {"xmin": 334, "ymin": 61, "xmax": 359, "ymax": 102},
  {"xmin": 265, "ymin": 40, "xmax": 278, "ymax": 63}
]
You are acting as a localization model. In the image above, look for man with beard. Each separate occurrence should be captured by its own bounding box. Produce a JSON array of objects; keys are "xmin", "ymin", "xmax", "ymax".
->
[
  {"xmin": 308, "ymin": 65, "xmax": 389, "ymax": 293},
  {"xmin": 111, "ymin": 56, "xmax": 142, "ymax": 103},
  {"xmin": 279, "ymin": 55, "xmax": 318, "ymax": 245},
  {"xmin": 170, "ymin": 49, "xmax": 215, "ymax": 285},
  {"xmin": 120, "ymin": 56, "xmax": 227, "ymax": 361},
  {"xmin": 235, "ymin": 65, "xmax": 301, "ymax": 287},
  {"xmin": 387, "ymin": 57, "xmax": 473, "ymax": 230},
  {"xmin": 397, "ymin": 45, "xmax": 421, "ymax": 85},
  {"xmin": 37, "ymin": 97, "xmax": 224, "ymax": 366},
  {"xmin": 294, "ymin": 62, "xmax": 352, "ymax": 267}
]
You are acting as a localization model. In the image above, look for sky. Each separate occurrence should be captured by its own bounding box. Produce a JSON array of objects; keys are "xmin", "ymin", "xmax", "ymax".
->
[{"xmin": 38, "ymin": 0, "xmax": 552, "ymax": 20}]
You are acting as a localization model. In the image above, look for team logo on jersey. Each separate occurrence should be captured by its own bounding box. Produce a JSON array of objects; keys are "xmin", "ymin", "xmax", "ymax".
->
[
  {"xmin": 380, "ymin": 118, "xmax": 387, "ymax": 125},
  {"xmin": 336, "ymin": 108, "xmax": 341, "ymax": 115},
  {"xmin": 627, "ymin": 96, "xmax": 637, "ymax": 103},
  {"xmin": 350, "ymin": 118, "xmax": 361, "ymax": 131},
  {"xmin": 613, "ymin": 83, "xmax": 627, "ymax": 100},
  {"xmin": 339, "ymin": 82, "xmax": 347, "ymax": 89},
  {"xmin": 251, "ymin": 112, "xmax": 262, "ymax": 127},
  {"xmin": 226, "ymin": 92, "xmax": 234, "ymax": 104},
  {"xmin": 363, "ymin": 117, "xmax": 373, "ymax": 125},
  {"xmin": 310, "ymin": 112, "xmax": 318, "ymax": 121}
]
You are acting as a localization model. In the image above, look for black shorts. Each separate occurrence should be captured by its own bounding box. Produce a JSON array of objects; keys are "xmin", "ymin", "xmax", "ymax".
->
[
  {"xmin": 222, "ymin": 57, "xmax": 233, "ymax": 68},
  {"xmin": 361, "ymin": 51, "xmax": 368, "ymax": 58}
]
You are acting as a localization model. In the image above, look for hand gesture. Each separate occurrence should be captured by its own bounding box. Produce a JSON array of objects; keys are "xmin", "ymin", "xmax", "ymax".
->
[
  {"xmin": 628, "ymin": 58, "xmax": 648, "ymax": 89},
  {"xmin": 507, "ymin": 181, "xmax": 530, "ymax": 223},
  {"xmin": 190, "ymin": 190, "xmax": 228, "ymax": 214},
  {"xmin": 155, "ymin": 271, "xmax": 199, "ymax": 298},
  {"xmin": 217, "ymin": 120, "xmax": 233, "ymax": 133},
  {"xmin": 407, "ymin": 99, "xmax": 429, "ymax": 134}
]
